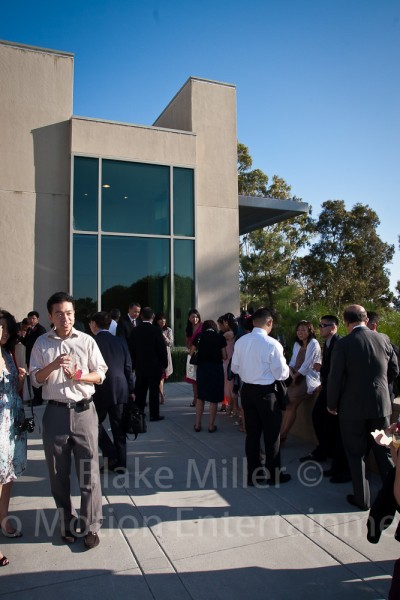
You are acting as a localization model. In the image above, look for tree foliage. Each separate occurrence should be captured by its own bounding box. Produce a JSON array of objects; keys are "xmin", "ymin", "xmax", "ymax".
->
[
  {"xmin": 238, "ymin": 142, "xmax": 312, "ymax": 309},
  {"xmin": 293, "ymin": 200, "xmax": 395, "ymax": 311},
  {"xmin": 238, "ymin": 143, "xmax": 395, "ymax": 314}
]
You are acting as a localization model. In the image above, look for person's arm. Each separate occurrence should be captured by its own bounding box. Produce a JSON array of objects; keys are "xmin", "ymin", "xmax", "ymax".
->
[
  {"xmin": 221, "ymin": 347, "xmax": 228, "ymax": 361},
  {"xmin": 298, "ymin": 338, "xmax": 321, "ymax": 376},
  {"xmin": 270, "ymin": 344, "xmax": 290, "ymax": 381},
  {"xmin": 32, "ymin": 352, "xmax": 70, "ymax": 385}
]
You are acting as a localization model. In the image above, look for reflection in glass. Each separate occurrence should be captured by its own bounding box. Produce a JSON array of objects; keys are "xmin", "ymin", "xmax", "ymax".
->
[
  {"xmin": 174, "ymin": 239, "xmax": 195, "ymax": 346},
  {"xmin": 173, "ymin": 167, "xmax": 194, "ymax": 236},
  {"xmin": 102, "ymin": 160, "xmax": 170, "ymax": 234},
  {"xmin": 101, "ymin": 236, "xmax": 170, "ymax": 316},
  {"xmin": 73, "ymin": 157, "xmax": 99, "ymax": 231},
  {"xmin": 72, "ymin": 234, "xmax": 98, "ymax": 322}
]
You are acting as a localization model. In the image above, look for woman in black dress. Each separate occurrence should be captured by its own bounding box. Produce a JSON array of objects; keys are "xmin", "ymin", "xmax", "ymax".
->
[{"xmin": 190, "ymin": 320, "xmax": 227, "ymax": 433}]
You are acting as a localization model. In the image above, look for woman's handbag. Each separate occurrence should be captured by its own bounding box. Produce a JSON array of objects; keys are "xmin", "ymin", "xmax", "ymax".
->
[
  {"xmin": 122, "ymin": 401, "xmax": 147, "ymax": 439},
  {"xmin": 186, "ymin": 354, "xmax": 197, "ymax": 380},
  {"xmin": 189, "ymin": 351, "xmax": 198, "ymax": 365}
]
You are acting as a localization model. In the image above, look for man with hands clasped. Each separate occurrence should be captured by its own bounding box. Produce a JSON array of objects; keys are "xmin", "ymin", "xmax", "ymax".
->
[{"xmin": 29, "ymin": 292, "xmax": 107, "ymax": 549}]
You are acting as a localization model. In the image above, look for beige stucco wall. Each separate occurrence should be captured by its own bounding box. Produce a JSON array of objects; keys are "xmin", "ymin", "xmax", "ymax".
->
[
  {"xmin": 0, "ymin": 42, "xmax": 73, "ymax": 321},
  {"xmin": 0, "ymin": 42, "xmax": 239, "ymax": 325},
  {"xmin": 71, "ymin": 118, "xmax": 196, "ymax": 166},
  {"xmin": 156, "ymin": 77, "xmax": 240, "ymax": 320}
]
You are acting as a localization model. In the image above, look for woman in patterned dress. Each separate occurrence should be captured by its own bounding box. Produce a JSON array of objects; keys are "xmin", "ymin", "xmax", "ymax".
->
[{"xmin": 0, "ymin": 310, "xmax": 28, "ymax": 566}]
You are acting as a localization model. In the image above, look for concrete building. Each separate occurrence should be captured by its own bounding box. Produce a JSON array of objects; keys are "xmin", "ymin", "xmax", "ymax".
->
[{"xmin": 0, "ymin": 40, "xmax": 308, "ymax": 344}]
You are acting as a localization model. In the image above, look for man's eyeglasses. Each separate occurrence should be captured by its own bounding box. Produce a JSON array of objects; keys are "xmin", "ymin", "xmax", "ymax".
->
[{"xmin": 318, "ymin": 323, "xmax": 334, "ymax": 328}]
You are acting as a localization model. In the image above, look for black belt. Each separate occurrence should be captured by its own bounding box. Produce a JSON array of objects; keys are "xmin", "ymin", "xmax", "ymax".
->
[
  {"xmin": 242, "ymin": 382, "xmax": 275, "ymax": 391},
  {"xmin": 48, "ymin": 399, "xmax": 92, "ymax": 412}
]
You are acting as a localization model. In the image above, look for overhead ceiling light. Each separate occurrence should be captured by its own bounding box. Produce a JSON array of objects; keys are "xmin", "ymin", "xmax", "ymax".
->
[{"xmin": 102, "ymin": 184, "xmax": 110, "ymax": 188}]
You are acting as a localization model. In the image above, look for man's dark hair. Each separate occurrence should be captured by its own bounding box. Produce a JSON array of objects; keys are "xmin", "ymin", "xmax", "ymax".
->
[
  {"xmin": 202, "ymin": 319, "xmax": 218, "ymax": 332},
  {"xmin": 110, "ymin": 308, "xmax": 121, "ymax": 320},
  {"xmin": 28, "ymin": 310, "xmax": 39, "ymax": 318},
  {"xmin": 343, "ymin": 307, "xmax": 367, "ymax": 324},
  {"xmin": 252, "ymin": 308, "xmax": 274, "ymax": 325},
  {"xmin": 129, "ymin": 302, "xmax": 141, "ymax": 309},
  {"xmin": 90, "ymin": 311, "xmax": 111, "ymax": 330},
  {"xmin": 0, "ymin": 309, "xmax": 19, "ymax": 351},
  {"xmin": 321, "ymin": 314, "xmax": 339, "ymax": 326},
  {"xmin": 47, "ymin": 292, "xmax": 75, "ymax": 314},
  {"xmin": 367, "ymin": 311, "xmax": 379, "ymax": 326},
  {"xmin": 141, "ymin": 306, "xmax": 154, "ymax": 321}
]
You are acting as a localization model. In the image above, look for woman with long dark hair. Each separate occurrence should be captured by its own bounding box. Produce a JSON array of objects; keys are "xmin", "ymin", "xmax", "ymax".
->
[
  {"xmin": 154, "ymin": 312, "xmax": 174, "ymax": 404},
  {"xmin": 280, "ymin": 320, "xmax": 321, "ymax": 443},
  {"xmin": 0, "ymin": 309, "xmax": 28, "ymax": 566},
  {"xmin": 185, "ymin": 309, "xmax": 202, "ymax": 407},
  {"xmin": 191, "ymin": 320, "xmax": 227, "ymax": 433}
]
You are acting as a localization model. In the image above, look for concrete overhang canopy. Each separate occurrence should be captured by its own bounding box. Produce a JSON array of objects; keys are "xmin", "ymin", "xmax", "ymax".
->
[{"xmin": 239, "ymin": 195, "xmax": 310, "ymax": 235}]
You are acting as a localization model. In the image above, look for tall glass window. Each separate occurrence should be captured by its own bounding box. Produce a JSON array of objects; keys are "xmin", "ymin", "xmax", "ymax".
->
[
  {"xmin": 101, "ymin": 236, "xmax": 170, "ymax": 315},
  {"xmin": 73, "ymin": 234, "xmax": 98, "ymax": 318},
  {"xmin": 72, "ymin": 156, "xmax": 195, "ymax": 339},
  {"xmin": 102, "ymin": 160, "xmax": 170, "ymax": 234},
  {"xmin": 173, "ymin": 167, "xmax": 194, "ymax": 236},
  {"xmin": 174, "ymin": 239, "xmax": 195, "ymax": 345},
  {"xmin": 73, "ymin": 157, "xmax": 98, "ymax": 231}
]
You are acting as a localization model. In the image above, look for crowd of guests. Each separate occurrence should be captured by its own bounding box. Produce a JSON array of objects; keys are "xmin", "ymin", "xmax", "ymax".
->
[{"xmin": 1, "ymin": 296, "xmax": 400, "ymax": 595}]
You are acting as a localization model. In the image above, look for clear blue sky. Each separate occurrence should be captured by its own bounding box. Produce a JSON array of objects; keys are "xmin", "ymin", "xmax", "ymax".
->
[{"xmin": 2, "ymin": 0, "xmax": 399, "ymax": 292}]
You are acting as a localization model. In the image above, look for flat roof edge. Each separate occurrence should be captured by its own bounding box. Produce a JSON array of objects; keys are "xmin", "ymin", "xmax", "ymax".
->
[
  {"xmin": 71, "ymin": 115, "xmax": 196, "ymax": 136},
  {"xmin": 239, "ymin": 195, "xmax": 310, "ymax": 212},
  {"xmin": 153, "ymin": 76, "xmax": 236, "ymax": 125},
  {"xmin": 0, "ymin": 39, "xmax": 74, "ymax": 57}
]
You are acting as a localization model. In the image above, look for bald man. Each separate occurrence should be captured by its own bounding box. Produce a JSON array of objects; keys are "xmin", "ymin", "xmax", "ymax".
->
[{"xmin": 327, "ymin": 304, "xmax": 399, "ymax": 510}]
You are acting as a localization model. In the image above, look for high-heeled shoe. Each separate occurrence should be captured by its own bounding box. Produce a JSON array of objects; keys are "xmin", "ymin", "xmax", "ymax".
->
[{"xmin": 0, "ymin": 555, "xmax": 9, "ymax": 567}]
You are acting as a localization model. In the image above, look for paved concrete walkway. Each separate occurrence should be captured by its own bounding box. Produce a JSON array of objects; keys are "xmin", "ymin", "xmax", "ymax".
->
[{"xmin": 1, "ymin": 382, "xmax": 399, "ymax": 599}]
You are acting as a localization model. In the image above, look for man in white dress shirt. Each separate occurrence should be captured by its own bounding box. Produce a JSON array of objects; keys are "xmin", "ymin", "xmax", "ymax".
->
[
  {"xmin": 30, "ymin": 292, "xmax": 108, "ymax": 549},
  {"xmin": 231, "ymin": 308, "xmax": 290, "ymax": 486}
]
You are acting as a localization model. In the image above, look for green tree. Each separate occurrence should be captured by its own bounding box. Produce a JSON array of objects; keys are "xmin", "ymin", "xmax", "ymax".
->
[
  {"xmin": 238, "ymin": 142, "xmax": 312, "ymax": 309},
  {"xmin": 293, "ymin": 200, "xmax": 395, "ymax": 311}
]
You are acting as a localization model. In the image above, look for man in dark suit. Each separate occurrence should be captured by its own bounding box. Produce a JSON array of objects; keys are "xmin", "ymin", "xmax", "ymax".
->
[
  {"xmin": 116, "ymin": 302, "xmax": 141, "ymax": 341},
  {"xmin": 327, "ymin": 304, "xmax": 399, "ymax": 510},
  {"xmin": 90, "ymin": 311, "xmax": 135, "ymax": 470},
  {"xmin": 129, "ymin": 306, "xmax": 168, "ymax": 422},
  {"xmin": 22, "ymin": 310, "xmax": 47, "ymax": 405}
]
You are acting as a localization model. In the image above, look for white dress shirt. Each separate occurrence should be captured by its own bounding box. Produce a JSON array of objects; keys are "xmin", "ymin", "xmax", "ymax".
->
[
  {"xmin": 231, "ymin": 327, "xmax": 289, "ymax": 385},
  {"xmin": 29, "ymin": 328, "xmax": 107, "ymax": 402}
]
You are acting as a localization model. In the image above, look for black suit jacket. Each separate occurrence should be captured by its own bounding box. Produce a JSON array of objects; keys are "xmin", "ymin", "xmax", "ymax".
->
[
  {"xmin": 129, "ymin": 322, "xmax": 168, "ymax": 379},
  {"xmin": 22, "ymin": 324, "xmax": 47, "ymax": 366},
  {"xmin": 320, "ymin": 333, "xmax": 340, "ymax": 388},
  {"xmin": 116, "ymin": 314, "xmax": 141, "ymax": 341},
  {"xmin": 327, "ymin": 326, "xmax": 399, "ymax": 419},
  {"xmin": 93, "ymin": 331, "xmax": 134, "ymax": 407}
]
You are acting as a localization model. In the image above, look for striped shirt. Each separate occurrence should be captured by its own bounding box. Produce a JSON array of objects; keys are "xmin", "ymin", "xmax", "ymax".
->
[{"xmin": 29, "ymin": 327, "xmax": 107, "ymax": 402}]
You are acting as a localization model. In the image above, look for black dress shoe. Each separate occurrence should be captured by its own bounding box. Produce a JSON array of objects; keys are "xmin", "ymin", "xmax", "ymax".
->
[
  {"xmin": 84, "ymin": 531, "xmax": 100, "ymax": 549},
  {"xmin": 346, "ymin": 494, "xmax": 369, "ymax": 511},
  {"xmin": 61, "ymin": 530, "xmax": 76, "ymax": 544},
  {"xmin": 150, "ymin": 416, "xmax": 165, "ymax": 421}
]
